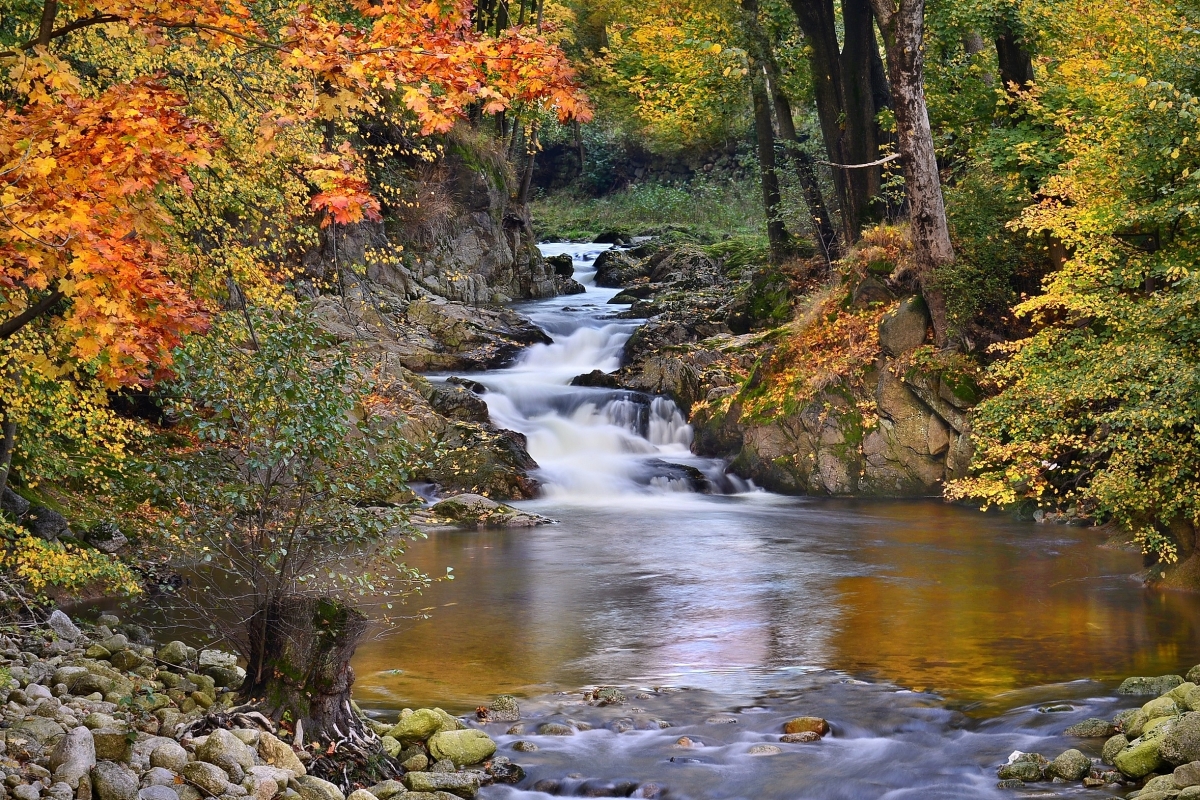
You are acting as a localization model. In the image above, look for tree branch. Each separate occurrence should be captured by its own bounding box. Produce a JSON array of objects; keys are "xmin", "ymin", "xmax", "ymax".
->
[
  {"xmin": 0, "ymin": 289, "xmax": 64, "ymax": 340},
  {"xmin": 817, "ymin": 152, "xmax": 902, "ymax": 169}
]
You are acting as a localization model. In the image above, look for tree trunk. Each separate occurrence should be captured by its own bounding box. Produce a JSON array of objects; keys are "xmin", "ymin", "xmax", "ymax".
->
[
  {"xmin": 243, "ymin": 596, "xmax": 369, "ymax": 741},
  {"xmin": 517, "ymin": 122, "xmax": 538, "ymax": 205},
  {"xmin": 994, "ymin": 20, "xmax": 1034, "ymax": 92},
  {"xmin": 869, "ymin": 0, "xmax": 955, "ymax": 346},
  {"xmin": 787, "ymin": 0, "xmax": 888, "ymax": 242},
  {"xmin": 0, "ymin": 415, "xmax": 16, "ymax": 500},
  {"xmin": 744, "ymin": 0, "xmax": 839, "ymax": 261},
  {"xmin": 750, "ymin": 69, "xmax": 789, "ymax": 265}
]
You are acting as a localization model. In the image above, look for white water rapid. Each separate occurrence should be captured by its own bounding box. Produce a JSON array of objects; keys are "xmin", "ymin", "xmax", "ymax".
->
[{"xmin": 441, "ymin": 242, "xmax": 751, "ymax": 501}]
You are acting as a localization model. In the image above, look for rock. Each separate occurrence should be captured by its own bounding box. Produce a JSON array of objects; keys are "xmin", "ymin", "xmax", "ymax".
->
[
  {"xmin": 535, "ymin": 723, "xmax": 573, "ymax": 736},
  {"xmin": 1188, "ymin": 666, "xmax": 1200, "ymax": 685},
  {"xmin": 181, "ymin": 763, "xmax": 231, "ymax": 797},
  {"xmin": 1066, "ymin": 718, "xmax": 1117, "ymax": 737},
  {"xmin": 511, "ymin": 741, "xmax": 537, "ymax": 752},
  {"xmin": 92, "ymin": 763, "xmax": 139, "ymax": 800},
  {"xmin": 593, "ymin": 231, "xmax": 630, "ymax": 245},
  {"xmin": 156, "ymin": 643, "xmax": 190, "ymax": 667},
  {"xmin": 1162, "ymin": 713, "xmax": 1200, "ymax": 765},
  {"xmin": 365, "ymin": 782, "xmax": 404, "ymax": 800},
  {"xmin": 569, "ymin": 370, "xmax": 620, "ymax": 389},
  {"xmin": 26, "ymin": 506, "xmax": 70, "ymax": 541},
  {"xmin": 850, "ymin": 276, "xmax": 894, "ymax": 308},
  {"xmin": 400, "ymin": 753, "xmax": 427, "ymax": 771},
  {"xmin": 402, "ymin": 773, "xmax": 480, "ymax": 798},
  {"xmin": 47, "ymin": 612, "xmax": 81, "ymax": 642},
  {"xmin": 292, "ymin": 777, "xmax": 343, "ymax": 800},
  {"xmin": 747, "ymin": 745, "xmax": 781, "ymax": 756},
  {"xmin": 428, "ymin": 383, "xmax": 490, "ymax": 424},
  {"xmin": 1177, "ymin": 762, "xmax": 1200, "ymax": 788},
  {"xmin": 483, "ymin": 695, "xmax": 519, "ymax": 723},
  {"xmin": 1119, "ymin": 676, "xmax": 1185, "ymax": 696},
  {"xmin": 203, "ymin": 666, "xmax": 244, "ymax": 690},
  {"xmin": 593, "ymin": 250, "xmax": 648, "ymax": 288},
  {"xmin": 110, "ymin": 651, "xmax": 146, "ymax": 673},
  {"xmin": 426, "ymin": 730, "xmax": 496, "ymax": 767},
  {"xmin": 85, "ymin": 645, "xmax": 113, "ymax": 661},
  {"xmin": 1146, "ymin": 697, "xmax": 1183, "ymax": 720},
  {"xmin": 13, "ymin": 785, "xmax": 41, "ymax": 800},
  {"xmin": 1114, "ymin": 727, "xmax": 1169, "ymax": 778},
  {"xmin": 1117, "ymin": 708, "xmax": 1151, "ymax": 738},
  {"xmin": 428, "ymin": 494, "xmax": 551, "ymax": 528},
  {"xmin": 2, "ymin": 487, "xmax": 30, "ymax": 517},
  {"xmin": 345, "ymin": 792, "xmax": 376, "ymax": 800},
  {"xmin": 139, "ymin": 787, "xmax": 179, "ymax": 800},
  {"xmin": 98, "ymin": 614, "xmax": 120, "ymax": 627},
  {"xmin": 150, "ymin": 742, "xmax": 188, "ymax": 772},
  {"xmin": 781, "ymin": 732, "xmax": 821, "ymax": 743},
  {"xmin": 256, "ymin": 733, "xmax": 304, "ymax": 776},
  {"xmin": 198, "ymin": 651, "xmax": 237, "ymax": 670},
  {"xmin": 996, "ymin": 761, "xmax": 1042, "ymax": 782},
  {"xmin": 878, "ymin": 296, "xmax": 930, "ymax": 356},
  {"xmin": 594, "ymin": 688, "xmax": 625, "ymax": 706},
  {"xmin": 50, "ymin": 727, "xmax": 95, "ymax": 789},
  {"xmin": 143, "ymin": 768, "xmax": 178, "ymax": 786},
  {"xmin": 1048, "ymin": 749, "xmax": 1091, "ymax": 780},
  {"xmin": 546, "ymin": 254, "xmax": 573, "ymax": 278},
  {"xmin": 1103, "ymin": 733, "xmax": 1129, "ymax": 764},
  {"xmin": 782, "ymin": 717, "xmax": 829, "ymax": 737},
  {"xmin": 92, "ymin": 730, "xmax": 132, "ymax": 763},
  {"xmin": 386, "ymin": 708, "xmax": 460, "ymax": 743},
  {"xmin": 14, "ymin": 717, "xmax": 66, "ymax": 745},
  {"xmin": 1145, "ymin": 774, "xmax": 1180, "ymax": 793},
  {"xmin": 1184, "ymin": 687, "xmax": 1200, "ymax": 713},
  {"xmin": 380, "ymin": 737, "xmax": 402, "ymax": 759},
  {"xmin": 1184, "ymin": 787, "xmax": 1200, "ymax": 800}
]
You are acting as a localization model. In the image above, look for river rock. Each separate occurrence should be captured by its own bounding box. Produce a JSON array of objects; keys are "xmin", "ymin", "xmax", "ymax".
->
[
  {"xmin": 182, "ymin": 763, "xmax": 230, "ymax": 797},
  {"xmin": 748, "ymin": 745, "xmax": 781, "ymax": 756},
  {"xmin": 780, "ymin": 732, "xmax": 821, "ymax": 743},
  {"xmin": 483, "ymin": 695, "xmax": 519, "ymax": 723},
  {"xmin": 1162, "ymin": 713, "xmax": 1200, "ymax": 765},
  {"xmin": 426, "ymin": 730, "xmax": 496, "ymax": 767},
  {"xmin": 546, "ymin": 254, "xmax": 573, "ymax": 278},
  {"xmin": 402, "ymin": 773, "xmax": 480, "ymax": 798},
  {"xmin": 1048, "ymin": 749, "xmax": 1091, "ymax": 780},
  {"xmin": 996, "ymin": 761, "xmax": 1042, "ymax": 782},
  {"xmin": 782, "ymin": 717, "xmax": 828, "ymax": 737},
  {"xmin": 93, "ymin": 763, "xmax": 140, "ymax": 800},
  {"xmin": 139, "ymin": 787, "xmax": 179, "ymax": 800},
  {"xmin": 50, "ymin": 727, "xmax": 96, "ymax": 789},
  {"xmin": 150, "ymin": 742, "xmax": 188, "ymax": 772},
  {"xmin": 593, "ymin": 687, "xmax": 625, "ymax": 706},
  {"xmin": 1065, "ymin": 718, "xmax": 1117, "ymax": 737},
  {"xmin": 365, "ymin": 782, "xmax": 405, "ymax": 800},
  {"xmin": 1117, "ymin": 708, "xmax": 1151, "ymax": 737},
  {"xmin": 1120, "ymin": 676, "xmax": 1185, "ymax": 696},
  {"xmin": 400, "ymin": 753, "xmax": 427, "ymax": 771},
  {"xmin": 593, "ymin": 250, "xmax": 648, "ymax": 288},
  {"xmin": 92, "ymin": 730, "xmax": 132, "ymax": 762},
  {"xmin": 14, "ymin": 717, "xmax": 66, "ymax": 745},
  {"xmin": 1115, "ymin": 726, "xmax": 1170, "ymax": 778},
  {"xmin": 256, "ymin": 733, "xmax": 304, "ymax": 776},
  {"xmin": 878, "ymin": 296, "xmax": 930, "ymax": 356},
  {"xmin": 1103, "ymin": 734, "xmax": 1129, "ymax": 764},
  {"xmin": 429, "ymin": 494, "xmax": 551, "ymax": 528},
  {"xmin": 535, "ymin": 723, "xmax": 573, "ymax": 736},
  {"xmin": 47, "ymin": 611, "xmax": 81, "ymax": 642},
  {"xmin": 387, "ymin": 709, "xmax": 459, "ymax": 743},
  {"xmin": 292, "ymin": 777, "xmax": 343, "ymax": 800}
]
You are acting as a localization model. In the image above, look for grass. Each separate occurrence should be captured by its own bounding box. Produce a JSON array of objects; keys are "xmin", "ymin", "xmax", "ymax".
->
[{"xmin": 530, "ymin": 178, "xmax": 765, "ymax": 243}]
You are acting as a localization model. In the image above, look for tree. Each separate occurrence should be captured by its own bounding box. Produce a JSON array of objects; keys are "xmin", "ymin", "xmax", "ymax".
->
[
  {"xmin": 151, "ymin": 310, "xmax": 437, "ymax": 741},
  {"xmin": 869, "ymin": 0, "xmax": 955, "ymax": 345}
]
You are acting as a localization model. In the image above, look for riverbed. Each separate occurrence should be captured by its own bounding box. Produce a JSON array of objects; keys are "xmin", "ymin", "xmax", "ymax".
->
[{"xmin": 348, "ymin": 245, "xmax": 1200, "ymax": 798}]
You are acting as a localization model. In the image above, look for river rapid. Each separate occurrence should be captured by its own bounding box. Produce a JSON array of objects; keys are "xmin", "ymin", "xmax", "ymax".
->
[{"xmin": 349, "ymin": 244, "xmax": 1200, "ymax": 799}]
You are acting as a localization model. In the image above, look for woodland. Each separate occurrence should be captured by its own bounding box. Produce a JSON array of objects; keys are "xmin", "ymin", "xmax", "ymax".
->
[{"xmin": 2, "ymin": 0, "xmax": 1200, "ymax": 776}]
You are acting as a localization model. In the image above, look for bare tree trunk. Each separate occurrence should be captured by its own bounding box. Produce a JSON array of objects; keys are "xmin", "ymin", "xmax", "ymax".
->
[
  {"xmin": 517, "ymin": 122, "xmax": 538, "ymax": 205},
  {"xmin": 243, "ymin": 596, "xmax": 369, "ymax": 741},
  {"xmin": 750, "ymin": 69, "xmax": 789, "ymax": 265},
  {"xmin": 869, "ymin": 0, "xmax": 954, "ymax": 346},
  {"xmin": 994, "ymin": 20, "xmax": 1034, "ymax": 92},
  {"xmin": 0, "ymin": 415, "xmax": 16, "ymax": 500},
  {"xmin": 749, "ymin": 12, "xmax": 840, "ymax": 261}
]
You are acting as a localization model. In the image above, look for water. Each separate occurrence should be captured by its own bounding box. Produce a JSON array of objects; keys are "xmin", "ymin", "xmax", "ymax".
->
[{"xmin": 350, "ymin": 244, "xmax": 1200, "ymax": 798}]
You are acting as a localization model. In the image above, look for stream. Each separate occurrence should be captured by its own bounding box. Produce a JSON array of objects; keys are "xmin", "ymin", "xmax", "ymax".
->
[{"xmin": 349, "ymin": 244, "xmax": 1200, "ymax": 799}]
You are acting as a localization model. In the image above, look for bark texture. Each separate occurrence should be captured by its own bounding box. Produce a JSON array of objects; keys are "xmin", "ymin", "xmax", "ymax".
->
[{"xmin": 869, "ymin": 0, "xmax": 954, "ymax": 345}]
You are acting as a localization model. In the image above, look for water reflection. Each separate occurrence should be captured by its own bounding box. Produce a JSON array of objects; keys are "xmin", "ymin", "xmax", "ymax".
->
[{"xmin": 353, "ymin": 496, "xmax": 1200, "ymax": 714}]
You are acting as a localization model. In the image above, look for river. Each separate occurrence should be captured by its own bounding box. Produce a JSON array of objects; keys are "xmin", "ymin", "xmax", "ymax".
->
[{"xmin": 348, "ymin": 244, "xmax": 1200, "ymax": 799}]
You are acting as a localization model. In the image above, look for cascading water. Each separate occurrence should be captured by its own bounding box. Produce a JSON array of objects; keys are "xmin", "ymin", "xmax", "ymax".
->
[{"xmin": 449, "ymin": 242, "xmax": 748, "ymax": 500}]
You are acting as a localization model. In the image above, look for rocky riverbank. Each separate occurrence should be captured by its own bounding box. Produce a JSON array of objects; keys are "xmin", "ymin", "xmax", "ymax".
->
[
  {"xmin": 0, "ymin": 611, "xmax": 520, "ymax": 800},
  {"xmin": 997, "ymin": 666, "xmax": 1200, "ymax": 797}
]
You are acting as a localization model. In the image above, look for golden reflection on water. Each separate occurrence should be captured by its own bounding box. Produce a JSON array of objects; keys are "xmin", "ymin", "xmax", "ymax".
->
[{"xmin": 351, "ymin": 500, "xmax": 1200, "ymax": 714}]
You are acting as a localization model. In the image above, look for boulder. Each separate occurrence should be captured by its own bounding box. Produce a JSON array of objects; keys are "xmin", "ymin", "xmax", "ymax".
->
[
  {"xmin": 1147, "ymin": 697, "xmax": 1184, "ymax": 720},
  {"xmin": 782, "ymin": 717, "xmax": 829, "ymax": 737},
  {"xmin": 781, "ymin": 732, "xmax": 821, "ymax": 743},
  {"xmin": 1048, "ymin": 749, "xmax": 1091, "ymax": 780},
  {"xmin": 1162, "ymin": 713, "xmax": 1200, "ymax": 765},
  {"xmin": 139, "ymin": 787, "xmax": 179, "ymax": 800},
  {"xmin": 150, "ymin": 742, "xmax": 188, "ymax": 772},
  {"xmin": 257, "ymin": 733, "xmax": 305, "ymax": 776},
  {"xmin": 483, "ymin": 695, "xmax": 520, "ymax": 723},
  {"xmin": 996, "ymin": 761, "xmax": 1042, "ymax": 782},
  {"xmin": 399, "ymin": 753, "xmax": 427, "ymax": 771},
  {"xmin": 1065, "ymin": 718, "xmax": 1117, "ymax": 737},
  {"xmin": 850, "ymin": 276, "xmax": 894, "ymax": 308},
  {"xmin": 546, "ymin": 254, "xmax": 573, "ymax": 278},
  {"xmin": 878, "ymin": 296, "xmax": 930, "ymax": 356},
  {"xmin": 156, "ymin": 642, "xmax": 190, "ymax": 666},
  {"xmin": 293, "ymin": 776, "xmax": 344, "ymax": 800},
  {"xmin": 345, "ymin": 792, "xmax": 378, "ymax": 800},
  {"xmin": 1116, "ymin": 708, "xmax": 1151, "ymax": 738},
  {"xmin": 26, "ymin": 505, "xmax": 70, "ymax": 541},
  {"xmin": 1188, "ymin": 666, "xmax": 1200, "ymax": 685},
  {"xmin": 1114, "ymin": 727, "xmax": 1169, "ymax": 778},
  {"xmin": 593, "ymin": 250, "xmax": 648, "ymax": 288},
  {"xmin": 143, "ymin": 768, "xmax": 178, "ymax": 786},
  {"xmin": 2, "ymin": 487, "xmax": 30, "ymax": 517},
  {"xmin": 1102, "ymin": 733, "xmax": 1129, "ymax": 764},
  {"xmin": 1118, "ymin": 676, "xmax": 1185, "ymax": 696},
  {"xmin": 13, "ymin": 717, "xmax": 66, "ymax": 745},
  {"xmin": 386, "ymin": 708, "xmax": 461, "ymax": 742},
  {"xmin": 92, "ymin": 763, "xmax": 140, "ymax": 800},
  {"xmin": 426, "ymin": 730, "xmax": 496, "ymax": 767},
  {"xmin": 365, "ymin": 782, "xmax": 405, "ymax": 800},
  {"xmin": 50, "ymin": 727, "xmax": 96, "ymax": 789},
  {"xmin": 569, "ymin": 370, "xmax": 621, "ymax": 389},
  {"xmin": 1177, "ymin": 761, "xmax": 1200, "ymax": 788},
  {"xmin": 402, "ymin": 773, "xmax": 480, "ymax": 798},
  {"xmin": 48, "ymin": 611, "xmax": 82, "ymax": 642},
  {"xmin": 92, "ymin": 729, "xmax": 133, "ymax": 762},
  {"xmin": 181, "ymin": 762, "xmax": 230, "ymax": 797},
  {"xmin": 535, "ymin": 723, "xmax": 573, "ymax": 736}
]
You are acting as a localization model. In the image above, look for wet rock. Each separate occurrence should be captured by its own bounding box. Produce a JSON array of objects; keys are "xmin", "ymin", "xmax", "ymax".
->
[
  {"xmin": 1120, "ymin": 676, "xmax": 1186, "ymax": 696},
  {"xmin": 92, "ymin": 763, "xmax": 140, "ymax": 800},
  {"xmin": 401, "ymin": 773, "xmax": 479, "ymax": 799},
  {"xmin": 426, "ymin": 730, "xmax": 496, "ymax": 767},
  {"xmin": 481, "ymin": 695, "xmax": 519, "ymax": 723},
  {"xmin": 546, "ymin": 254, "xmax": 573, "ymax": 277},
  {"xmin": 1162, "ymin": 713, "xmax": 1200, "ymax": 765},
  {"xmin": 780, "ymin": 732, "xmax": 821, "ymax": 743},
  {"xmin": 484, "ymin": 757, "xmax": 524, "ymax": 784},
  {"xmin": 593, "ymin": 251, "xmax": 648, "ymax": 288},
  {"xmin": 995, "ymin": 779, "xmax": 1026, "ymax": 789},
  {"xmin": 1037, "ymin": 703, "xmax": 1073, "ymax": 713},
  {"xmin": 593, "ymin": 688, "xmax": 625, "ymax": 706},
  {"xmin": 782, "ymin": 717, "xmax": 828, "ymax": 737},
  {"xmin": 593, "ymin": 231, "xmax": 631, "ymax": 245},
  {"xmin": 747, "ymin": 745, "xmax": 781, "ymax": 756},
  {"xmin": 569, "ymin": 370, "xmax": 621, "ymax": 389},
  {"xmin": 535, "ymin": 723, "xmax": 573, "ymax": 736},
  {"xmin": 1103, "ymin": 733, "xmax": 1130, "ymax": 764},
  {"xmin": 429, "ymin": 382, "xmax": 490, "ymax": 424},
  {"xmin": 1048, "ymin": 749, "xmax": 1091, "ymax": 780},
  {"xmin": 996, "ymin": 761, "xmax": 1043, "ymax": 782},
  {"xmin": 878, "ymin": 296, "xmax": 930, "ymax": 356},
  {"xmin": 705, "ymin": 716, "xmax": 737, "ymax": 725},
  {"xmin": 511, "ymin": 741, "xmax": 537, "ymax": 753},
  {"xmin": 1066, "ymin": 718, "xmax": 1117, "ymax": 737},
  {"xmin": 429, "ymin": 494, "xmax": 552, "ymax": 528}
]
